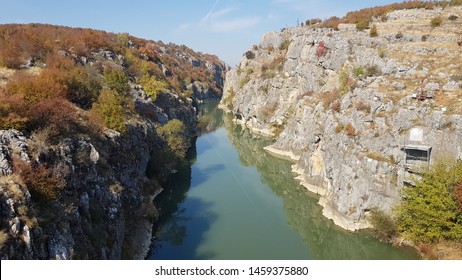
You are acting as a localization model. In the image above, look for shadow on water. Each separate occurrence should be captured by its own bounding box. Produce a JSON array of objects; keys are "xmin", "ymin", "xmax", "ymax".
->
[
  {"xmin": 191, "ymin": 163, "xmax": 225, "ymax": 188},
  {"xmin": 149, "ymin": 160, "xmax": 219, "ymax": 260}
]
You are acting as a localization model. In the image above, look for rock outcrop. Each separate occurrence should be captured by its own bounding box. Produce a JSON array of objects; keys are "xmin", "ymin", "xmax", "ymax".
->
[
  {"xmin": 221, "ymin": 6, "xmax": 462, "ymax": 230},
  {"xmin": 0, "ymin": 24, "xmax": 227, "ymax": 259}
]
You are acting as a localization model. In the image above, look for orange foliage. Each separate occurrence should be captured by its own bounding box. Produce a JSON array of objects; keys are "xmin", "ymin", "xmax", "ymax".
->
[
  {"xmin": 13, "ymin": 158, "xmax": 64, "ymax": 200},
  {"xmin": 305, "ymin": 1, "xmax": 446, "ymax": 30},
  {"xmin": 345, "ymin": 123, "xmax": 357, "ymax": 137},
  {"xmin": 6, "ymin": 70, "xmax": 68, "ymax": 104}
]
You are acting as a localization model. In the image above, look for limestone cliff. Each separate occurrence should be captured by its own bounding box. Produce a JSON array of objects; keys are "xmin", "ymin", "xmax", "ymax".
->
[{"xmin": 221, "ymin": 6, "xmax": 462, "ymax": 230}]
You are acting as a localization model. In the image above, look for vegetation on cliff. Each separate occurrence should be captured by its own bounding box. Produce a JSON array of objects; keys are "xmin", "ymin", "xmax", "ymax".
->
[
  {"xmin": 305, "ymin": 0, "xmax": 462, "ymax": 30},
  {"xmin": 0, "ymin": 23, "xmax": 225, "ymax": 259}
]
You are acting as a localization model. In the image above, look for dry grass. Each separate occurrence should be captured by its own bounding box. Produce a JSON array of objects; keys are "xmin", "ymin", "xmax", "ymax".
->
[
  {"xmin": 374, "ymin": 6, "xmax": 462, "ymax": 113},
  {"xmin": 366, "ymin": 151, "xmax": 396, "ymax": 165},
  {"xmin": 0, "ymin": 67, "xmax": 15, "ymax": 88},
  {"xmin": 355, "ymin": 101, "xmax": 371, "ymax": 113},
  {"xmin": 433, "ymin": 241, "xmax": 462, "ymax": 260},
  {"xmin": 0, "ymin": 175, "xmax": 26, "ymax": 200},
  {"xmin": 345, "ymin": 123, "xmax": 357, "ymax": 137},
  {"xmin": 0, "ymin": 230, "xmax": 9, "ymax": 249},
  {"xmin": 418, "ymin": 241, "xmax": 462, "ymax": 260}
]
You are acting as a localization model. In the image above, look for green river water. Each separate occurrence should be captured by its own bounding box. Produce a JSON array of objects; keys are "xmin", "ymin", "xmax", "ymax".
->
[{"xmin": 149, "ymin": 101, "xmax": 418, "ymax": 260}]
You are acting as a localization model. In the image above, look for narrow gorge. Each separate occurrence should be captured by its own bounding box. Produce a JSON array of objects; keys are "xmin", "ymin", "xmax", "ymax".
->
[{"xmin": 1, "ymin": 2, "xmax": 462, "ymax": 260}]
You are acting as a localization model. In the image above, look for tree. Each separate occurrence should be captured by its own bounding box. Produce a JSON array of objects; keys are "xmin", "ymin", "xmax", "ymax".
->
[
  {"xmin": 140, "ymin": 75, "xmax": 169, "ymax": 101},
  {"xmin": 157, "ymin": 119, "xmax": 189, "ymax": 158},
  {"xmin": 104, "ymin": 68, "xmax": 130, "ymax": 95},
  {"xmin": 398, "ymin": 161, "xmax": 462, "ymax": 242},
  {"xmin": 90, "ymin": 88, "xmax": 126, "ymax": 133}
]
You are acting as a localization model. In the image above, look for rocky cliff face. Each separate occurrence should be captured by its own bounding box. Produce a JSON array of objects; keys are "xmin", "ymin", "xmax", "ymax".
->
[
  {"xmin": 221, "ymin": 6, "xmax": 462, "ymax": 230},
  {"xmin": 0, "ymin": 25, "xmax": 227, "ymax": 259}
]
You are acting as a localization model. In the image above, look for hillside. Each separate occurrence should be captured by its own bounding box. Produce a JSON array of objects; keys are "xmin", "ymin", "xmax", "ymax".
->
[
  {"xmin": 0, "ymin": 24, "xmax": 227, "ymax": 259},
  {"xmin": 221, "ymin": 3, "xmax": 462, "ymax": 257}
]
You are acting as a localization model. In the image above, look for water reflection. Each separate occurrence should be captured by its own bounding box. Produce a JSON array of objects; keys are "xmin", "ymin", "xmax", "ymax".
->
[
  {"xmin": 150, "ymin": 102, "xmax": 418, "ymax": 260},
  {"xmin": 223, "ymin": 115, "xmax": 417, "ymax": 259},
  {"xmin": 196, "ymin": 100, "xmax": 223, "ymax": 136}
]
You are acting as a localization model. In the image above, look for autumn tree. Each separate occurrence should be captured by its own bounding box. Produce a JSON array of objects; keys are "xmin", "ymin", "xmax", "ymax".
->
[{"xmin": 90, "ymin": 88, "xmax": 127, "ymax": 133}]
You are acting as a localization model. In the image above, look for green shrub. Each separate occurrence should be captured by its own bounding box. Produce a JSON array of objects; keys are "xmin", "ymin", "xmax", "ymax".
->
[
  {"xmin": 279, "ymin": 39, "xmax": 291, "ymax": 51},
  {"xmin": 238, "ymin": 77, "xmax": 251, "ymax": 89},
  {"xmin": 339, "ymin": 70, "xmax": 357, "ymax": 93},
  {"xmin": 356, "ymin": 19, "xmax": 370, "ymax": 31},
  {"xmin": 140, "ymin": 75, "xmax": 169, "ymax": 101},
  {"xmin": 104, "ymin": 68, "xmax": 130, "ymax": 95},
  {"xmin": 369, "ymin": 209, "xmax": 398, "ymax": 242},
  {"xmin": 157, "ymin": 119, "xmax": 189, "ymax": 158},
  {"xmin": 90, "ymin": 88, "xmax": 126, "ymax": 132},
  {"xmin": 430, "ymin": 16, "xmax": 443, "ymax": 28},
  {"xmin": 378, "ymin": 49, "xmax": 386, "ymax": 58},
  {"xmin": 398, "ymin": 160, "xmax": 462, "ymax": 242},
  {"xmin": 450, "ymin": 0, "xmax": 462, "ymax": 6},
  {"xmin": 66, "ymin": 67, "xmax": 102, "ymax": 109}
]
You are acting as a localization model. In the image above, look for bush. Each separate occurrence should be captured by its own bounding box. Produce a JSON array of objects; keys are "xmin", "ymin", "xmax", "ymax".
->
[
  {"xmin": 90, "ymin": 88, "xmax": 126, "ymax": 132},
  {"xmin": 331, "ymin": 100, "xmax": 341, "ymax": 112},
  {"xmin": 454, "ymin": 182, "xmax": 462, "ymax": 211},
  {"xmin": 104, "ymin": 68, "xmax": 130, "ymax": 95},
  {"xmin": 140, "ymin": 75, "xmax": 169, "ymax": 101},
  {"xmin": 398, "ymin": 160, "xmax": 462, "ymax": 242},
  {"xmin": 316, "ymin": 41, "xmax": 328, "ymax": 57},
  {"xmin": 430, "ymin": 16, "xmax": 443, "ymax": 28},
  {"xmin": 238, "ymin": 77, "xmax": 250, "ymax": 89},
  {"xmin": 157, "ymin": 119, "xmax": 189, "ymax": 158},
  {"xmin": 66, "ymin": 67, "xmax": 102, "ymax": 109},
  {"xmin": 322, "ymin": 89, "xmax": 338, "ymax": 109},
  {"xmin": 261, "ymin": 56, "xmax": 286, "ymax": 79},
  {"xmin": 2, "ymin": 84, "xmax": 78, "ymax": 134},
  {"xmin": 245, "ymin": 51, "xmax": 255, "ymax": 59},
  {"xmin": 6, "ymin": 71, "xmax": 68, "ymax": 104},
  {"xmin": 279, "ymin": 39, "xmax": 291, "ymax": 51},
  {"xmin": 450, "ymin": 0, "xmax": 462, "ymax": 6},
  {"xmin": 339, "ymin": 71, "xmax": 357, "ymax": 93},
  {"xmin": 27, "ymin": 97, "xmax": 79, "ymax": 134},
  {"xmin": 345, "ymin": 123, "xmax": 356, "ymax": 136},
  {"xmin": 355, "ymin": 101, "xmax": 371, "ymax": 113},
  {"xmin": 0, "ymin": 230, "xmax": 9, "ymax": 249},
  {"xmin": 369, "ymin": 209, "xmax": 398, "ymax": 242},
  {"xmin": 370, "ymin": 24, "xmax": 378, "ymax": 37},
  {"xmin": 13, "ymin": 159, "xmax": 64, "ymax": 200},
  {"xmin": 356, "ymin": 19, "xmax": 370, "ymax": 31}
]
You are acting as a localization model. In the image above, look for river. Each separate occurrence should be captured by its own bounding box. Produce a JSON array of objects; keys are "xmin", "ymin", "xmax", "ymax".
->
[{"xmin": 149, "ymin": 101, "xmax": 418, "ymax": 260}]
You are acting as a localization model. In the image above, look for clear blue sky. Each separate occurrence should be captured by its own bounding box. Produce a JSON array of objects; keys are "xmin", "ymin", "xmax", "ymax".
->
[{"xmin": 1, "ymin": 0, "xmax": 402, "ymax": 66}]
